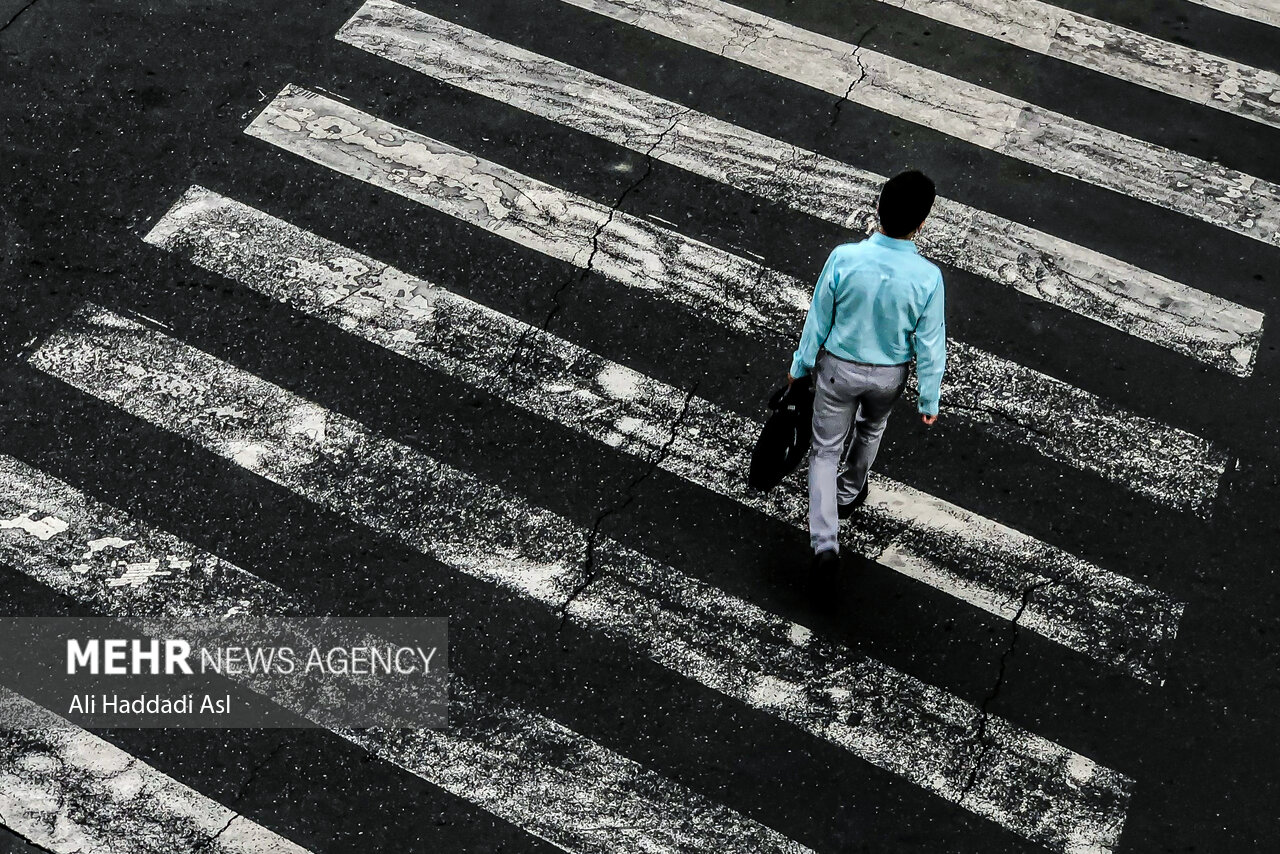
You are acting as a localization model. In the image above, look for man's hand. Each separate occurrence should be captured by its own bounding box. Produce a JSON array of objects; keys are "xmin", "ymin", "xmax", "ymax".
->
[
  {"xmin": 920, "ymin": 413, "xmax": 938, "ymax": 426},
  {"xmin": 787, "ymin": 373, "xmax": 796, "ymax": 386}
]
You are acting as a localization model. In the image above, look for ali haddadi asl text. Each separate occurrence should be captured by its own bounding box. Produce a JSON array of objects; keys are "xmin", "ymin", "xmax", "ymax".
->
[{"xmin": 67, "ymin": 692, "xmax": 231, "ymax": 716}]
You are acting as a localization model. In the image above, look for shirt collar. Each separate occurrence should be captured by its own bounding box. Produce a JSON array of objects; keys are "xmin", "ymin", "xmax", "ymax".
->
[{"xmin": 868, "ymin": 231, "xmax": 919, "ymax": 253}]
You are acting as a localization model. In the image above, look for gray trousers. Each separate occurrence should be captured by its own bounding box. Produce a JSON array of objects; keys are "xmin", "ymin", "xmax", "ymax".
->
[{"xmin": 808, "ymin": 351, "xmax": 909, "ymax": 553}]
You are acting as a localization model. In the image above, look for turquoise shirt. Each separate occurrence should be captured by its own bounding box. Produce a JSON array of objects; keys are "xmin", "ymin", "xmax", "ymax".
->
[{"xmin": 789, "ymin": 232, "xmax": 947, "ymax": 415}]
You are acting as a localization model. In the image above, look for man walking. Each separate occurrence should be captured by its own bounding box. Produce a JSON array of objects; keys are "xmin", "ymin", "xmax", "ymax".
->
[{"xmin": 787, "ymin": 170, "xmax": 946, "ymax": 570}]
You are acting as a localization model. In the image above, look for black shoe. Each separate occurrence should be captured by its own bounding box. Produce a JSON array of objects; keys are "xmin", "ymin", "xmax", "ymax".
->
[
  {"xmin": 837, "ymin": 483, "xmax": 869, "ymax": 519},
  {"xmin": 811, "ymin": 548, "xmax": 840, "ymax": 573}
]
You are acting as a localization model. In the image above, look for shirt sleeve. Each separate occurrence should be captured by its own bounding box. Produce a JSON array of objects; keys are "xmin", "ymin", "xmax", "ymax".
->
[
  {"xmin": 789, "ymin": 250, "xmax": 839, "ymax": 379},
  {"xmin": 912, "ymin": 274, "xmax": 947, "ymax": 416}
]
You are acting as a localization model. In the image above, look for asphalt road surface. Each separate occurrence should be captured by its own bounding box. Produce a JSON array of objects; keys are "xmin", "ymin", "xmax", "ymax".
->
[{"xmin": 2, "ymin": 0, "xmax": 1280, "ymax": 851}]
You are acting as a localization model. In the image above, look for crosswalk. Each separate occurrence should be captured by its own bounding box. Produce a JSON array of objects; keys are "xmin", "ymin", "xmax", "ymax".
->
[
  {"xmin": 338, "ymin": 0, "xmax": 1264, "ymax": 376},
  {"xmin": 144, "ymin": 185, "xmax": 1182, "ymax": 682},
  {"xmin": 28, "ymin": 304, "xmax": 1133, "ymax": 853},
  {"xmin": 0, "ymin": 686, "xmax": 309, "ymax": 854},
  {"xmin": 1, "ymin": 0, "xmax": 1273, "ymax": 851},
  {"xmin": 554, "ymin": 0, "xmax": 1280, "ymax": 248},
  {"xmin": 244, "ymin": 86, "xmax": 1231, "ymax": 513},
  {"xmin": 858, "ymin": 0, "xmax": 1280, "ymax": 129},
  {"xmin": 1185, "ymin": 0, "xmax": 1280, "ymax": 28},
  {"xmin": 0, "ymin": 453, "xmax": 813, "ymax": 854}
]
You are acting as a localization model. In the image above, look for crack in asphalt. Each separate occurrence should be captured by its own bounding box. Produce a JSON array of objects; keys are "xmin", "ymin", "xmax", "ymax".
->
[
  {"xmin": 0, "ymin": 0, "xmax": 40, "ymax": 34},
  {"xmin": 197, "ymin": 813, "xmax": 243, "ymax": 854},
  {"xmin": 495, "ymin": 105, "xmax": 696, "ymax": 387},
  {"xmin": 541, "ymin": 105, "xmax": 696, "ymax": 334},
  {"xmin": 718, "ymin": 24, "xmax": 765, "ymax": 59},
  {"xmin": 189, "ymin": 734, "xmax": 291, "ymax": 853},
  {"xmin": 557, "ymin": 380, "xmax": 701, "ymax": 630},
  {"xmin": 828, "ymin": 25, "xmax": 878, "ymax": 131},
  {"xmin": 956, "ymin": 573, "xmax": 1061, "ymax": 803}
]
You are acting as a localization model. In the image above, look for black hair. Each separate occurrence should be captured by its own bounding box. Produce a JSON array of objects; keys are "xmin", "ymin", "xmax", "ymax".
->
[{"xmin": 877, "ymin": 170, "xmax": 936, "ymax": 239}]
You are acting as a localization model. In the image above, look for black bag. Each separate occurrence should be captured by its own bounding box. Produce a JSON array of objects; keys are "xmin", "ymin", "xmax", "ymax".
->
[{"xmin": 748, "ymin": 374, "xmax": 814, "ymax": 491}]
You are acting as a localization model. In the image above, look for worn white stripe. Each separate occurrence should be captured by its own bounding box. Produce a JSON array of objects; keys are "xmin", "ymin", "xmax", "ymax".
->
[
  {"xmin": 552, "ymin": 0, "xmax": 1280, "ymax": 247},
  {"xmin": 244, "ymin": 86, "xmax": 1228, "ymax": 512},
  {"xmin": 352, "ymin": 688, "xmax": 817, "ymax": 854},
  {"xmin": 1185, "ymin": 0, "xmax": 1280, "ymax": 28},
  {"xmin": 0, "ymin": 452, "xmax": 812, "ymax": 854},
  {"xmin": 335, "ymin": 0, "xmax": 1264, "ymax": 376},
  {"xmin": 144, "ymin": 185, "xmax": 1185, "ymax": 683},
  {"xmin": 29, "ymin": 306, "xmax": 1134, "ymax": 853},
  {"xmin": 0, "ymin": 688, "xmax": 309, "ymax": 854},
  {"xmin": 872, "ymin": 0, "xmax": 1280, "ymax": 129}
]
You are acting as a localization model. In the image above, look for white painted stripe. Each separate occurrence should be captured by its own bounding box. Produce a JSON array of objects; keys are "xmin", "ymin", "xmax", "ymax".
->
[
  {"xmin": 28, "ymin": 306, "xmax": 1134, "ymax": 853},
  {"xmin": 0, "ymin": 687, "xmax": 309, "ymax": 854},
  {"xmin": 335, "ymin": 0, "xmax": 1265, "ymax": 376},
  {"xmin": 349, "ymin": 687, "xmax": 815, "ymax": 854},
  {"xmin": 0, "ymin": 453, "xmax": 811, "ymax": 854},
  {"xmin": 876, "ymin": 0, "xmax": 1280, "ymax": 130},
  {"xmin": 553, "ymin": 0, "xmax": 1280, "ymax": 248},
  {"xmin": 335, "ymin": 0, "xmax": 1264, "ymax": 373},
  {"xmin": 244, "ymin": 86, "xmax": 1229, "ymax": 512},
  {"xmin": 1185, "ymin": 0, "xmax": 1280, "ymax": 28},
  {"xmin": 144, "ymin": 185, "xmax": 1185, "ymax": 683}
]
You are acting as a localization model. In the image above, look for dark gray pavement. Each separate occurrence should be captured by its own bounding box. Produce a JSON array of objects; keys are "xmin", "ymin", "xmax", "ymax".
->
[{"xmin": 1, "ymin": 0, "xmax": 1279, "ymax": 851}]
